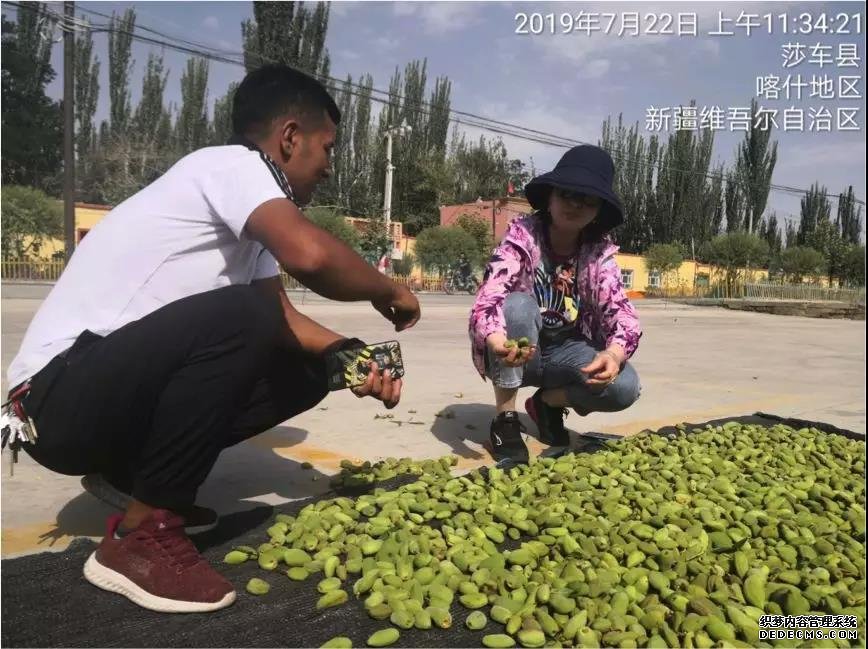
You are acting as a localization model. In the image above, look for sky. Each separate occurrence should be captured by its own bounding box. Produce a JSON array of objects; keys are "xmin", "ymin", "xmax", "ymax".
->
[{"xmin": 11, "ymin": 0, "xmax": 868, "ymax": 231}]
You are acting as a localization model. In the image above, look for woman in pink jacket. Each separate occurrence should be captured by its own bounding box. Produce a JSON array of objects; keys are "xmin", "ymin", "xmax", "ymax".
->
[{"xmin": 469, "ymin": 145, "xmax": 642, "ymax": 466}]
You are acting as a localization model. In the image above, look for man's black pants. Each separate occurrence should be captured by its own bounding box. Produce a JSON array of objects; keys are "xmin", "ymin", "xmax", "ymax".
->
[{"xmin": 21, "ymin": 285, "xmax": 329, "ymax": 511}]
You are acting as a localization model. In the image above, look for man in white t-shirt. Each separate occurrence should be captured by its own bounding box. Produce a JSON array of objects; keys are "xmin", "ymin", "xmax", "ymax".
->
[{"xmin": 6, "ymin": 64, "xmax": 420, "ymax": 613}]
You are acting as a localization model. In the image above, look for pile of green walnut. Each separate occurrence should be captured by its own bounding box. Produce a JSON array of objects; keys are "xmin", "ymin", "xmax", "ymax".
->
[{"xmin": 224, "ymin": 423, "xmax": 866, "ymax": 648}]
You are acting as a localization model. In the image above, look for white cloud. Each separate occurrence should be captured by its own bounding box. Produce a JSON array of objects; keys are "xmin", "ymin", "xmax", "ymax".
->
[
  {"xmin": 393, "ymin": 2, "xmax": 480, "ymax": 34},
  {"xmin": 203, "ymin": 16, "xmax": 219, "ymax": 31},
  {"xmin": 700, "ymin": 39, "xmax": 721, "ymax": 58},
  {"xmin": 329, "ymin": 1, "xmax": 352, "ymax": 18},
  {"xmin": 374, "ymin": 36, "xmax": 400, "ymax": 52},
  {"xmin": 337, "ymin": 48, "xmax": 361, "ymax": 61},
  {"xmin": 583, "ymin": 59, "xmax": 611, "ymax": 80},
  {"xmin": 392, "ymin": 2, "xmax": 417, "ymax": 17},
  {"xmin": 459, "ymin": 101, "xmax": 605, "ymax": 171}
]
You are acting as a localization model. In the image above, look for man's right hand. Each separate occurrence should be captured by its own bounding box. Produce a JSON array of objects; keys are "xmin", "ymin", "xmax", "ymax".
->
[
  {"xmin": 486, "ymin": 332, "xmax": 536, "ymax": 368},
  {"xmin": 372, "ymin": 284, "xmax": 421, "ymax": 332}
]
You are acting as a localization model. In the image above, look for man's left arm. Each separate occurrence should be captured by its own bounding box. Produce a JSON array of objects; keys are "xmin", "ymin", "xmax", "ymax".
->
[{"xmin": 253, "ymin": 276, "xmax": 345, "ymax": 354}]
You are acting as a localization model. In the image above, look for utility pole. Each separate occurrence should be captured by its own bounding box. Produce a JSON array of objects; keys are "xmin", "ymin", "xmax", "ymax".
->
[
  {"xmin": 382, "ymin": 122, "xmax": 411, "ymax": 255},
  {"xmin": 63, "ymin": 1, "xmax": 75, "ymax": 262}
]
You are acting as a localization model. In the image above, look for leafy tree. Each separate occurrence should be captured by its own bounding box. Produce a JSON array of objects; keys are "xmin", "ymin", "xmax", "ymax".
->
[
  {"xmin": 836, "ymin": 185, "xmax": 863, "ymax": 246},
  {"xmin": 702, "ymin": 231, "xmax": 769, "ymax": 290},
  {"xmin": 391, "ymin": 251, "xmax": 416, "ymax": 277},
  {"xmin": 807, "ymin": 217, "xmax": 848, "ymax": 285},
  {"xmin": 415, "ymin": 226, "xmax": 477, "ymax": 276},
  {"xmin": 797, "ymin": 183, "xmax": 831, "ymax": 245},
  {"xmin": 242, "ymin": 1, "xmax": 331, "ymax": 78},
  {"xmin": 758, "ymin": 213, "xmax": 783, "ymax": 256},
  {"xmin": 1, "ymin": 186, "xmax": 63, "ymax": 259},
  {"xmin": 779, "ymin": 246, "xmax": 826, "ymax": 283},
  {"xmin": 735, "ymin": 99, "xmax": 778, "ymax": 234},
  {"xmin": 841, "ymin": 245, "xmax": 865, "ymax": 287},
  {"xmin": 304, "ymin": 206, "xmax": 360, "ymax": 249},
  {"xmin": 454, "ymin": 213, "xmax": 493, "ymax": 268},
  {"xmin": 176, "ymin": 57, "xmax": 210, "ymax": 153},
  {"xmin": 1, "ymin": 6, "xmax": 62, "ymax": 192},
  {"xmin": 211, "ymin": 82, "xmax": 238, "ymax": 145},
  {"xmin": 108, "ymin": 9, "xmax": 135, "ymax": 137},
  {"xmin": 74, "ymin": 18, "xmax": 100, "ymax": 188},
  {"xmin": 358, "ymin": 213, "xmax": 392, "ymax": 264},
  {"xmin": 643, "ymin": 243, "xmax": 684, "ymax": 285}
]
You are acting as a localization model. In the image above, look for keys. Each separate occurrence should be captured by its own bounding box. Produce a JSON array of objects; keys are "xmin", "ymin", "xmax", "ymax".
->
[{"xmin": 1, "ymin": 403, "xmax": 35, "ymax": 476}]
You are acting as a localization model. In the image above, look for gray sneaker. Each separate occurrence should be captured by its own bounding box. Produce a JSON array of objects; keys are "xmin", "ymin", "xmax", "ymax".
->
[{"xmin": 81, "ymin": 474, "xmax": 218, "ymax": 535}]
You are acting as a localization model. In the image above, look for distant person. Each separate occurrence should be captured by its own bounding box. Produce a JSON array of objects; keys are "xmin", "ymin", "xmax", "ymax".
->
[
  {"xmin": 5, "ymin": 65, "xmax": 420, "ymax": 612},
  {"xmin": 469, "ymin": 145, "xmax": 642, "ymax": 465}
]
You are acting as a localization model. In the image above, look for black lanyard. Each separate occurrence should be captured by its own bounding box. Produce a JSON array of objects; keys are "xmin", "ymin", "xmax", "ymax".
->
[{"xmin": 227, "ymin": 134, "xmax": 296, "ymax": 202}]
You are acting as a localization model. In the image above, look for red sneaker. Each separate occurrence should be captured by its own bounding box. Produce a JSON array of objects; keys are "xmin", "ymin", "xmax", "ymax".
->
[{"xmin": 83, "ymin": 510, "xmax": 236, "ymax": 613}]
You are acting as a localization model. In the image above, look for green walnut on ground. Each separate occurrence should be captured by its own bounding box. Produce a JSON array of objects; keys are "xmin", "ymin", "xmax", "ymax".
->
[{"xmin": 226, "ymin": 422, "xmax": 865, "ymax": 648}]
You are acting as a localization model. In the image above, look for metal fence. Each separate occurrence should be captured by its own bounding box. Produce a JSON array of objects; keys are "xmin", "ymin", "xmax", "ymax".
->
[
  {"xmin": 1, "ymin": 259, "xmax": 66, "ymax": 281},
  {"xmin": 3, "ymin": 261, "xmax": 864, "ymax": 304},
  {"xmin": 743, "ymin": 282, "xmax": 866, "ymax": 304},
  {"xmin": 281, "ymin": 271, "xmax": 445, "ymax": 293},
  {"xmin": 646, "ymin": 281, "xmax": 866, "ymax": 303}
]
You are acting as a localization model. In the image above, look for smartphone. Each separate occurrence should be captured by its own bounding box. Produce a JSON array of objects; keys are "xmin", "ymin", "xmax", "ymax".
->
[{"xmin": 326, "ymin": 340, "xmax": 405, "ymax": 391}]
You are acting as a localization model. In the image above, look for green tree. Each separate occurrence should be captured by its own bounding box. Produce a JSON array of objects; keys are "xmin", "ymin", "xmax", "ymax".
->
[
  {"xmin": 836, "ymin": 185, "xmax": 863, "ymax": 245},
  {"xmin": 176, "ymin": 57, "xmax": 210, "ymax": 154},
  {"xmin": 807, "ymin": 217, "xmax": 849, "ymax": 285},
  {"xmin": 391, "ymin": 251, "xmax": 416, "ymax": 277},
  {"xmin": 108, "ymin": 9, "xmax": 135, "ymax": 137},
  {"xmin": 702, "ymin": 231, "xmax": 769, "ymax": 290},
  {"xmin": 0, "ymin": 186, "xmax": 63, "ymax": 259},
  {"xmin": 348, "ymin": 75, "xmax": 376, "ymax": 215},
  {"xmin": 415, "ymin": 226, "xmax": 477, "ymax": 276},
  {"xmin": 304, "ymin": 207, "xmax": 360, "ymax": 249},
  {"xmin": 779, "ymin": 246, "xmax": 826, "ymax": 283},
  {"xmin": 454, "ymin": 213, "xmax": 493, "ymax": 268},
  {"xmin": 130, "ymin": 53, "xmax": 171, "ymax": 188},
  {"xmin": 784, "ymin": 221, "xmax": 798, "ymax": 248},
  {"xmin": 242, "ymin": 1, "xmax": 331, "ymax": 78},
  {"xmin": 724, "ymin": 171, "xmax": 744, "ymax": 233},
  {"xmin": 643, "ymin": 243, "xmax": 684, "ymax": 286},
  {"xmin": 211, "ymin": 82, "xmax": 237, "ymax": 145},
  {"xmin": 735, "ymin": 99, "xmax": 778, "ymax": 234},
  {"xmin": 758, "ymin": 213, "xmax": 783, "ymax": 256},
  {"xmin": 1, "ymin": 7, "xmax": 62, "ymax": 192},
  {"xmin": 841, "ymin": 245, "xmax": 865, "ymax": 287},
  {"xmin": 74, "ymin": 18, "xmax": 100, "ymax": 190},
  {"xmin": 358, "ymin": 213, "xmax": 392, "ymax": 264},
  {"xmin": 797, "ymin": 183, "xmax": 831, "ymax": 245}
]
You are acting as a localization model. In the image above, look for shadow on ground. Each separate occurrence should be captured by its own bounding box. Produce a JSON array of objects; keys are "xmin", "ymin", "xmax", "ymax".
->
[{"xmin": 34, "ymin": 425, "xmax": 330, "ymax": 548}]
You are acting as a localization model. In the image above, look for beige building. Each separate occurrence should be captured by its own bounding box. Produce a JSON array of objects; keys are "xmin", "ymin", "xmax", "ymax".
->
[{"xmin": 15, "ymin": 203, "xmax": 772, "ymax": 294}]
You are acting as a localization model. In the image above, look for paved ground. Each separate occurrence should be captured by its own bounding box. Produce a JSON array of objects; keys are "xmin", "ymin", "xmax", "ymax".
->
[{"xmin": 1, "ymin": 283, "xmax": 865, "ymax": 557}]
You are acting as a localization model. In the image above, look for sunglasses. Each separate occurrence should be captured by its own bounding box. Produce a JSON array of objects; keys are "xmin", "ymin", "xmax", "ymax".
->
[{"xmin": 555, "ymin": 188, "xmax": 602, "ymax": 208}]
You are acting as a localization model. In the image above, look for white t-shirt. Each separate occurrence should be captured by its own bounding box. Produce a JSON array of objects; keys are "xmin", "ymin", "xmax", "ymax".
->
[{"xmin": 8, "ymin": 144, "xmax": 294, "ymax": 388}]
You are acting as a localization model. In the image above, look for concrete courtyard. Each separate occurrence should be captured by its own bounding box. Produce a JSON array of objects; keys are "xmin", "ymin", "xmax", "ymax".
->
[{"xmin": 1, "ymin": 283, "xmax": 865, "ymax": 558}]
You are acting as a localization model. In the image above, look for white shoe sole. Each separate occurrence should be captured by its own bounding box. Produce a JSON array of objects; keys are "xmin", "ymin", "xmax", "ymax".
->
[{"xmin": 83, "ymin": 552, "xmax": 236, "ymax": 613}]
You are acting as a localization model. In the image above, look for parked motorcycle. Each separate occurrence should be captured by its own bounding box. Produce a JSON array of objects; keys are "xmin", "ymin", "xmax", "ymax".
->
[{"xmin": 443, "ymin": 267, "xmax": 480, "ymax": 294}]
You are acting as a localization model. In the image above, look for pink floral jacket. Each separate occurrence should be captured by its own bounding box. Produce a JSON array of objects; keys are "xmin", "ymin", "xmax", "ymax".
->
[{"xmin": 469, "ymin": 214, "xmax": 642, "ymax": 378}]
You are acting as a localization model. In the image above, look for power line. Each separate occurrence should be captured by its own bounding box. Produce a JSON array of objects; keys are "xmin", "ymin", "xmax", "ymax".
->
[{"xmin": 7, "ymin": 0, "xmax": 866, "ymax": 210}]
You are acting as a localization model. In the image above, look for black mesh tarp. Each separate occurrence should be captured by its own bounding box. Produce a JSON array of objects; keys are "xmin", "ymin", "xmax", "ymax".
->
[{"xmin": 1, "ymin": 413, "xmax": 862, "ymax": 648}]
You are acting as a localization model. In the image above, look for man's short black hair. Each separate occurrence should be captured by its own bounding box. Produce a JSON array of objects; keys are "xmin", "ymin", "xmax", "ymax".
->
[{"xmin": 232, "ymin": 64, "xmax": 341, "ymax": 139}]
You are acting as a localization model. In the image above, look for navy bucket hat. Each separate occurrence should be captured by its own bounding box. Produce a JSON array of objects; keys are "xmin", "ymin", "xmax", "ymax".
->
[{"xmin": 524, "ymin": 145, "xmax": 625, "ymax": 234}]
